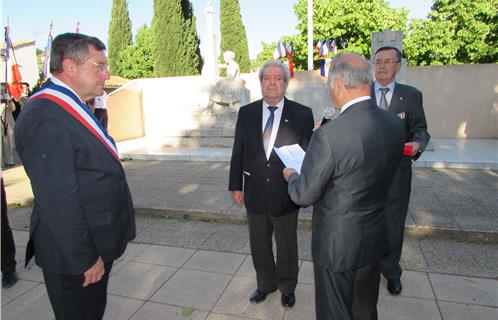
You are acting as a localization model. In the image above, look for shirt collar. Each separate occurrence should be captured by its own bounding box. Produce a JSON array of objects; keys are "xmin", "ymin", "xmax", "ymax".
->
[
  {"xmin": 374, "ymin": 81, "xmax": 395, "ymax": 93},
  {"xmin": 340, "ymin": 96, "xmax": 371, "ymax": 114},
  {"xmin": 263, "ymin": 98, "xmax": 285, "ymax": 110},
  {"xmin": 50, "ymin": 77, "xmax": 85, "ymax": 103}
]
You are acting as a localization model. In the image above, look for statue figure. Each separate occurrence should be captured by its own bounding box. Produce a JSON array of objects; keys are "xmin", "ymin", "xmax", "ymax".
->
[
  {"xmin": 218, "ymin": 51, "xmax": 240, "ymax": 79},
  {"xmin": 209, "ymin": 51, "xmax": 249, "ymax": 112}
]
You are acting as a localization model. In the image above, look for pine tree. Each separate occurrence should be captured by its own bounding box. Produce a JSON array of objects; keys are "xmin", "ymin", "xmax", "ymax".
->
[
  {"xmin": 152, "ymin": 0, "xmax": 202, "ymax": 77},
  {"xmin": 220, "ymin": 0, "xmax": 250, "ymax": 73},
  {"xmin": 108, "ymin": 0, "xmax": 133, "ymax": 76}
]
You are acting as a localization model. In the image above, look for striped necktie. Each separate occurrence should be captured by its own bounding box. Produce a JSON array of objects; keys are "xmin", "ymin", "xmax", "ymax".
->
[
  {"xmin": 379, "ymin": 87, "xmax": 390, "ymax": 110},
  {"xmin": 263, "ymin": 106, "xmax": 277, "ymax": 153}
]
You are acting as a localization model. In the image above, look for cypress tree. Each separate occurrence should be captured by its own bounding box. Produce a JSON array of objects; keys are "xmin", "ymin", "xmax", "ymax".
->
[
  {"xmin": 220, "ymin": 0, "xmax": 250, "ymax": 72},
  {"xmin": 152, "ymin": 0, "xmax": 202, "ymax": 77},
  {"xmin": 108, "ymin": 0, "xmax": 132, "ymax": 76}
]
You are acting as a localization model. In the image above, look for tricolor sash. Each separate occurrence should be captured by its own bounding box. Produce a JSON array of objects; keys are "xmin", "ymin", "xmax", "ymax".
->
[{"xmin": 29, "ymin": 80, "xmax": 120, "ymax": 161}]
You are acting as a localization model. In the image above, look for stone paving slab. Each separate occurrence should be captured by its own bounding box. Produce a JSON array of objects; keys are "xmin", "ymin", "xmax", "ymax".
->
[
  {"xmin": 2, "ymin": 219, "xmax": 497, "ymax": 320},
  {"xmin": 438, "ymin": 301, "xmax": 498, "ymax": 320},
  {"xmin": 4, "ymin": 161, "xmax": 497, "ymax": 242}
]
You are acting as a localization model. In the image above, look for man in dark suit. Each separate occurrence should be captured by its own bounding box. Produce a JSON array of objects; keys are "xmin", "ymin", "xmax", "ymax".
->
[
  {"xmin": 229, "ymin": 61, "xmax": 314, "ymax": 308},
  {"xmin": 283, "ymin": 53, "xmax": 405, "ymax": 320},
  {"xmin": 14, "ymin": 33, "xmax": 135, "ymax": 320},
  {"xmin": 372, "ymin": 46, "xmax": 430, "ymax": 295}
]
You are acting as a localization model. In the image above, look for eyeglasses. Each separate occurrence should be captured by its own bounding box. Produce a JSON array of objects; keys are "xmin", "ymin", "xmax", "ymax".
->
[
  {"xmin": 89, "ymin": 61, "xmax": 108, "ymax": 72},
  {"xmin": 374, "ymin": 60, "xmax": 400, "ymax": 66}
]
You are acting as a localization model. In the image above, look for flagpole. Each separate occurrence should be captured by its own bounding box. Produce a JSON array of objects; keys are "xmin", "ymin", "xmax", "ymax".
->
[{"xmin": 307, "ymin": 0, "xmax": 313, "ymax": 71}]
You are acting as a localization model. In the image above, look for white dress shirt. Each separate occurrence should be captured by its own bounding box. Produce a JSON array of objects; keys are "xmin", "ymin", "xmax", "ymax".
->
[
  {"xmin": 262, "ymin": 98, "xmax": 284, "ymax": 160},
  {"xmin": 374, "ymin": 81, "xmax": 396, "ymax": 107},
  {"xmin": 340, "ymin": 96, "xmax": 371, "ymax": 114}
]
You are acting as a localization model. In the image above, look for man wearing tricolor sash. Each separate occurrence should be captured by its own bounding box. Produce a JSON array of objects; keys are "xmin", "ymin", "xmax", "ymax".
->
[{"xmin": 14, "ymin": 33, "xmax": 136, "ymax": 320}]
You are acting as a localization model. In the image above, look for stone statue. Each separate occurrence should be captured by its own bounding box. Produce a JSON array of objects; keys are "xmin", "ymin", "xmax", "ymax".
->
[
  {"xmin": 208, "ymin": 51, "xmax": 249, "ymax": 112},
  {"xmin": 218, "ymin": 51, "xmax": 240, "ymax": 79}
]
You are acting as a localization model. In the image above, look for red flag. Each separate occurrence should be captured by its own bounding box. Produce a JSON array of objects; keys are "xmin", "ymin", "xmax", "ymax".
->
[{"xmin": 8, "ymin": 64, "xmax": 23, "ymax": 100}]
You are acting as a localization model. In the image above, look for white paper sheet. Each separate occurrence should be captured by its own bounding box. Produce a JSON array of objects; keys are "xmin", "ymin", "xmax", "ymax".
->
[{"xmin": 274, "ymin": 144, "xmax": 305, "ymax": 174}]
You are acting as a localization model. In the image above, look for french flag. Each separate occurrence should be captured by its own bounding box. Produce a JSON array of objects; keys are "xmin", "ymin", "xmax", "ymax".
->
[
  {"xmin": 280, "ymin": 41, "xmax": 288, "ymax": 58},
  {"xmin": 273, "ymin": 41, "xmax": 282, "ymax": 60},
  {"xmin": 286, "ymin": 41, "xmax": 294, "ymax": 59},
  {"xmin": 331, "ymin": 39, "xmax": 337, "ymax": 54},
  {"xmin": 316, "ymin": 39, "xmax": 323, "ymax": 56},
  {"xmin": 322, "ymin": 39, "xmax": 331, "ymax": 57}
]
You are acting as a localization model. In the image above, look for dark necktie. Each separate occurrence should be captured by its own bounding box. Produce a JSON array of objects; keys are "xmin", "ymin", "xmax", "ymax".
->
[
  {"xmin": 379, "ymin": 87, "xmax": 390, "ymax": 110},
  {"xmin": 263, "ymin": 106, "xmax": 277, "ymax": 154}
]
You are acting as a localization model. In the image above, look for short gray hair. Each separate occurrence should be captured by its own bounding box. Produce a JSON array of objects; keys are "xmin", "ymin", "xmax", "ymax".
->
[
  {"xmin": 50, "ymin": 33, "xmax": 106, "ymax": 74},
  {"xmin": 328, "ymin": 53, "xmax": 372, "ymax": 89},
  {"xmin": 258, "ymin": 61, "xmax": 290, "ymax": 83}
]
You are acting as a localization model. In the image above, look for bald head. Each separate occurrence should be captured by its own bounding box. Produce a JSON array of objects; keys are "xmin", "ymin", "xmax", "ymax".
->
[
  {"xmin": 328, "ymin": 53, "xmax": 372, "ymax": 88},
  {"xmin": 327, "ymin": 53, "xmax": 373, "ymax": 109}
]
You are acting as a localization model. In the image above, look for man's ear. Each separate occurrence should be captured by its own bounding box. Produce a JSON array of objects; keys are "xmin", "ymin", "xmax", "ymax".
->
[
  {"xmin": 335, "ymin": 77, "xmax": 345, "ymax": 91},
  {"xmin": 395, "ymin": 61, "xmax": 402, "ymax": 73},
  {"xmin": 62, "ymin": 58, "xmax": 77, "ymax": 74}
]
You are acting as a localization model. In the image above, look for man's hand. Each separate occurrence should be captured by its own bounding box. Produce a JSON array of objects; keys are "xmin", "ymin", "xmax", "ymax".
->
[
  {"xmin": 283, "ymin": 168, "xmax": 297, "ymax": 182},
  {"xmin": 405, "ymin": 142, "xmax": 420, "ymax": 156},
  {"xmin": 82, "ymin": 256, "xmax": 105, "ymax": 287},
  {"xmin": 231, "ymin": 190, "xmax": 244, "ymax": 205},
  {"xmin": 313, "ymin": 120, "xmax": 323, "ymax": 131}
]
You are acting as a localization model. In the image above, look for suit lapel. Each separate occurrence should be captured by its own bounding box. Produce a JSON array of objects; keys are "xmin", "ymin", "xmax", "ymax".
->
[
  {"xmin": 389, "ymin": 84, "xmax": 404, "ymax": 113},
  {"xmin": 250, "ymin": 100, "xmax": 267, "ymax": 156},
  {"xmin": 273, "ymin": 99, "xmax": 294, "ymax": 149}
]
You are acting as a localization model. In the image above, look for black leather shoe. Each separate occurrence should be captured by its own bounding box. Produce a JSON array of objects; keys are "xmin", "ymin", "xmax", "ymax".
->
[
  {"xmin": 249, "ymin": 288, "xmax": 277, "ymax": 304},
  {"xmin": 2, "ymin": 272, "xmax": 18, "ymax": 289},
  {"xmin": 387, "ymin": 279, "xmax": 402, "ymax": 295},
  {"xmin": 281, "ymin": 292, "xmax": 296, "ymax": 308}
]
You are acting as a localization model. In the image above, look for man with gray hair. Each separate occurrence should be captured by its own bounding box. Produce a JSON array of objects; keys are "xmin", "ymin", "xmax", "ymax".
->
[
  {"xmin": 283, "ymin": 53, "xmax": 405, "ymax": 319},
  {"xmin": 229, "ymin": 61, "xmax": 314, "ymax": 308}
]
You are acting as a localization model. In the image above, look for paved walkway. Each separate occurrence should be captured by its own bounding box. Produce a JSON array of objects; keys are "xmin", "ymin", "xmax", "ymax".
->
[
  {"xmin": 1, "ymin": 139, "xmax": 497, "ymax": 319},
  {"xmin": 117, "ymin": 138, "xmax": 498, "ymax": 170}
]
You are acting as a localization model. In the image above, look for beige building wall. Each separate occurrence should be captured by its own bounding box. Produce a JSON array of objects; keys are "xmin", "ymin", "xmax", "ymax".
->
[
  {"xmin": 1, "ymin": 40, "xmax": 39, "ymax": 87},
  {"xmin": 406, "ymin": 64, "xmax": 497, "ymax": 139},
  {"xmin": 107, "ymin": 81, "xmax": 144, "ymax": 142}
]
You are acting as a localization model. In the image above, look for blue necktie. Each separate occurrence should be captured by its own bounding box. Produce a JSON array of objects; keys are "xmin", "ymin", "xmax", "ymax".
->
[{"xmin": 263, "ymin": 106, "xmax": 277, "ymax": 153}]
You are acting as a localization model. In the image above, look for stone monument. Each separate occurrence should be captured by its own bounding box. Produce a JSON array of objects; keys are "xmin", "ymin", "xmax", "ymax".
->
[
  {"xmin": 209, "ymin": 51, "xmax": 249, "ymax": 112},
  {"xmin": 371, "ymin": 30, "xmax": 406, "ymax": 83},
  {"xmin": 201, "ymin": 1, "xmax": 218, "ymax": 79}
]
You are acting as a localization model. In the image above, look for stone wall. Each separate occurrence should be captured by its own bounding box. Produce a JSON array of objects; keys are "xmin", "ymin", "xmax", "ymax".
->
[{"xmin": 108, "ymin": 64, "xmax": 498, "ymax": 145}]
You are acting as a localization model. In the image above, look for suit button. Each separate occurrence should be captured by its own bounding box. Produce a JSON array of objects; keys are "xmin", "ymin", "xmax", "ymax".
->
[
  {"xmin": 267, "ymin": 163, "xmax": 270, "ymax": 168},
  {"xmin": 266, "ymin": 178, "xmax": 270, "ymax": 182}
]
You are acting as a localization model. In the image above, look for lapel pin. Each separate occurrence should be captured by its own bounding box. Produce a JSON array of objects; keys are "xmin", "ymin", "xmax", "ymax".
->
[{"xmin": 284, "ymin": 119, "xmax": 289, "ymax": 123}]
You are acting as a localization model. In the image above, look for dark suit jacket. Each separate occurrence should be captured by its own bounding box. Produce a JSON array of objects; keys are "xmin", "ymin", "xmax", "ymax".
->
[
  {"xmin": 287, "ymin": 99, "xmax": 405, "ymax": 272},
  {"xmin": 14, "ymin": 96, "xmax": 136, "ymax": 275},
  {"xmin": 372, "ymin": 82, "xmax": 430, "ymax": 237},
  {"xmin": 229, "ymin": 98, "xmax": 314, "ymax": 216}
]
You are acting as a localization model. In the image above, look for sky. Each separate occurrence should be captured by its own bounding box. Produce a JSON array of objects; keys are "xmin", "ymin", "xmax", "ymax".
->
[{"xmin": 2, "ymin": 0, "xmax": 433, "ymax": 59}]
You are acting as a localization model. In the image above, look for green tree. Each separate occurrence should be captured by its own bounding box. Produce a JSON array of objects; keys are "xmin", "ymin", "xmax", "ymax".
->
[
  {"xmin": 108, "ymin": 0, "xmax": 132, "ymax": 75},
  {"xmin": 152, "ymin": 0, "xmax": 202, "ymax": 77},
  {"xmin": 120, "ymin": 25, "xmax": 154, "ymax": 79},
  {"xmin": 404, "ymin": 0, "xmax": 497, "ymax": 66},
  {"xmin": 292, "ymin": 0, "xmax": 408, "ymax": 70},
  {"xmin": 220, "ymin": 0, "xmax": 250, "ymax": 72}
]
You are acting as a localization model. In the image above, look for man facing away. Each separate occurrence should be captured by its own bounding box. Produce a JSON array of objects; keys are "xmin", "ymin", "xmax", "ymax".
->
[
  {"xmin": 229, "ymin": 61, "xmax": 314, "ymax": 308},
  {"xmin": 14, "ymin": 33, "xmax": 135, "ymax": 320},
  {"xmin": 372, "ymin": 46, "xmax": 430, "ymax": 295},
  {"xmin": 283, "ymin": 53, "xmax": 405, "ymax": 319}
]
